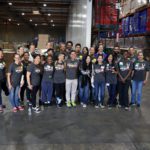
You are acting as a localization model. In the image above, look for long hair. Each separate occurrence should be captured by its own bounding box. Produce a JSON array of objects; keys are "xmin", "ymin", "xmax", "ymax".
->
[{"xmin": 82, "ymin": 55, "xmax": 92, "ymax": 71}]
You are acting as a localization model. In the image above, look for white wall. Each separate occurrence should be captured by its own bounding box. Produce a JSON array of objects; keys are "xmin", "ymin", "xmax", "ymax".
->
[{"xmin": 66, "ymin": 0, "xmax": 92, "ymax": 48}]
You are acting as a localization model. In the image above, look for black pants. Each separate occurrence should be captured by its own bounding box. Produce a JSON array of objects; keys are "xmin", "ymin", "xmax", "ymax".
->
[
  {"xmin": 20, "ymin": 85, "xmax": 31, "ymax": 101},
  {"xmin": 54, "ymin": 83, "xmax": 65, "ymax": 100},
  {"xmin": 118, "ymin": 80, "xmax": 130, "ymax": 107},
  {"xmin": 1, "ymin": 79, "xmax": 9, "ymax": 96},
  {"xmin": 31, "ymin": 86, "xmax": 40, "ymax": 107}
]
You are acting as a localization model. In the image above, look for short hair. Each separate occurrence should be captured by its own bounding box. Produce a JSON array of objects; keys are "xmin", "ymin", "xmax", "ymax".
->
[
  {"xmin": 66, "ymin": 41, "xmax": 73, "ymax": 46},
  {"xmin": 18, "ymin": 46, "xmax": 23, "ymax": 50},
  {"xmin": 23, "ymin": 52, "xmax": 29, "ymax": 56},
  {"xmin": 47, "ymin": 48, "xmax": 54, "ymax": 53},
  {"xmin": 75, "ymin": 43, "xmax": 81, "ymax": 48},
  {"xmin": 33, "ymin": 54, "xmax": 41, "ymax": 59},
  {"xmin": 70, "ymin": 50, "xmax": 76, "ymax": 54}
]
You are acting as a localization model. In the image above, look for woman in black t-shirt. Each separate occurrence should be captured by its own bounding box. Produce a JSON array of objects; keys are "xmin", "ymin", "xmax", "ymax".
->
[{"xmin": 131, "ymin": 52, "xmax": 149, "ymax": 107}]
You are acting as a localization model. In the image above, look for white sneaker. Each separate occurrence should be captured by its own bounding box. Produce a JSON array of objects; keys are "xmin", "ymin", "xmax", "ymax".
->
[
  {"xmin": 80, "ymin": 102, "xmax": 84, "ymax": 106},
  {"xmin": 82, "ymin": 104, "xmax": 87, "ymax": 108},
  {"xmin": 32, "ymin": 106, "xmax": 40, "ymax": 111},
  {"xmin": 125, "ymin": 107, "xmax": 129, "ymax": 111},
  {"xmin": 99, "ymin": 104, "xmax": 105, "ymax": 109},
  {"xmin": 95, "ymin": 105, "xmax": 99, "ymax": 109}
]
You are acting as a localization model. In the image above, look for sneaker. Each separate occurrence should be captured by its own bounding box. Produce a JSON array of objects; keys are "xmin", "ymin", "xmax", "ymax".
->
[
  {"xmin": 66, "ymin": 101, "xmax": 71, "ymax": 107},
  {"xmin": 99, "ymin": 104, "xmax": 105, "ymax": 109},
  {"xmin": 35, "ymin": 109, "xmax": 41, "ymax": 114},
  {"xmin": 18, "ymin": 106, "xmax": 24, "ymax": 111},
  {"xmin": 137, "ymin": 104, "xmax": 141, "ymax": 108},
  {"xmin": 95, "ymin": 105, "xmax": 99, "ymax": 109},
  {"xmin": 12, "ymin": 107, "xmax": 18, "ymax": 113},
  {"xmin": 32, "ymin": 106, "xmax": 40, "ymax": 111},
  {"xmin": 108, "ymin": 105, "xmax": 112, "ymax": 109},
  {"xmin": 57, "ymin": 103, "xmax": 62, "ymax": 108},
  {"xmin": 117, "ymin": 104, "xmax": 122, "ymax": 108},
  {"xmin": 130, "ymin": 102, "xmax": 136, "ymax": 106},
  {"xmin": 71, "ymin": 101, "xmax": 76, "ymax": 107},
  {"xmin": 0, "ymin": 107, "xmax": 3, "ymax": 113},
  {"xmin": 82, "ymin": 104, "xmax": 87, "ymax": 108},
  {"xmin": 80, "ymin": 102, "xmax": 84, "ymax": 106},
  {"xmin": 125, "ymin": 107, "xmax": 129, "ymax": 111}
]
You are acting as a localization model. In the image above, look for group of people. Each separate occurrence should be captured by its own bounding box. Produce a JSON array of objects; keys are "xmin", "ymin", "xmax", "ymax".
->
[{"xmin": 0, "ymin": 40, "xmax": 149, "ymax": 113}]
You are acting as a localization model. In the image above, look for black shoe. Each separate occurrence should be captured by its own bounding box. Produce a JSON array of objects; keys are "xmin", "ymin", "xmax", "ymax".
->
[
  {"xmin": 57, "ymin": 103, "xmax": 62, "ymax": 108},
  {"xmin": 137, "ymin": 104, "xmax": 141, "ymax": 108}
]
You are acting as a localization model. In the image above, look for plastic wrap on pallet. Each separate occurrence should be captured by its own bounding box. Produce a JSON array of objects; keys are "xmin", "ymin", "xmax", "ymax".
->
[
  {"xmin": 130, "ymin": 0, "xmax": 148, "ymax": 13},
  {"xmin": 133, "ymin": 12, "xmax": 140, "ymax": 34},
  {"xmin": 120, "ymin": 0, "xmax": 131, "ymax": 18},
  {"xmin": 124, "ymin": 37, "xmax": 133, "ymax": 48},
  {"xmin": 129, "ymin": 16, "xmax": 134, "ymax": 35},
  {"xmin": 139, "ymin": 9, "xmax": 147, "ymax": 33},
  {"xmin": 118, "ymin": 38, "xmax": 124, "ymax": 47}
]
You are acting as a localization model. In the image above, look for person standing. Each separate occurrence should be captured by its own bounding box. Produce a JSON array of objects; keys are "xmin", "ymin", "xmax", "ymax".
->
[
  {"xmin": 27, "ymin": 54, "xmax": 42, "ymax": 113},
  {"xmin": 117, "ymin": 51, "xmax": 133, "ymax": 110},
  {"xmin": 20, "ymin": 52, "xmax": 31, "ymax": 104},
  {"xmin": 54, "ymin": 53, "xmax": 66, "ymax": 107},
  {"xmin": 41, "ymin": 55, "xmax": 54, "ymax": 105},
  {"xmin": 0, "ymin": 50, "xmax": 7, "ymax": 112},
  {"xmin": 79, "ymin": 55, "xmax": 92, "ymax": 108},
  {"xmin": 66, "ymin": 51, "xmax": 79, "ymax": 107},
  {"xmin": 105, "ymin": 54, "xmax": 118, "ymax": 108},
  {"xmin": 92, "ymin": 55, "xmax": 105, "ymax": 108},
  {"xmin": 7, "ymin": 54, "xmax": 24, "ymax": 112},
  {"xmin": 131, "ymin": 52, "xmax": 149, "ymax": 107}
]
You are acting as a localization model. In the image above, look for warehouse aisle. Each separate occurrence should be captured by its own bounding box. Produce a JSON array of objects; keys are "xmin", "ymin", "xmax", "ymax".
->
[{"xmin": 0, "ymin": 78, "xmax": 150, "ymax": 150}]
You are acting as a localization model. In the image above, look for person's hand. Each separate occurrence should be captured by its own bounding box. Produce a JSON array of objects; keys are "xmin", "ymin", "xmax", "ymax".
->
[
  {"xmin": 121, "ymin": 78, "xmax": 126, "ymax": 83},
  {"xmin": 143, "ymin": 80, "xmax": 147, "ymax": 85},
  {"xmin": 8, "ymin": 84, "xmax": 12, "ymax": 90},
  {"xmin": 28, "ymin": 84, "xmax": 33, "ymax": 90},
  {"xmin": 20, "ymin": 80, "xmax": 24, "ymax": 88}
]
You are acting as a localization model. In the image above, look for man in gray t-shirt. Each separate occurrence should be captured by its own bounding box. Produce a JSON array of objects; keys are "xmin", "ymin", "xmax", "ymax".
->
[{"xmin": 65, "ymin": 51, "xmax": 79, "ymax": 107}]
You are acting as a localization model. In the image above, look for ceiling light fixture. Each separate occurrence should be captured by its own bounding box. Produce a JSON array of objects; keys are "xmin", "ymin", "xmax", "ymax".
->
[
  {"xmin": 8, "ymin": 18, "xmax": 11, "ymax": 21},
  {"xmin": 43, "ymin": 4, "xmax": 47, "ymax": 7},
  {"xmin": 8, "ymin": 2, "xmax": 12, "ymax": 6},
  {"xmin": 33, "ymin": 10, "xmax": 40, "ymax": 15},
  {"xmin": 30, "ymin": 19, "xmax": 32, "ymax": 22},
  {"xmin": 22, "ymin": 12, "xmax": 25, "ymax": 16},
  {"xmin": 51, "ymin": 20, "xmax": 53, "ymax": 22},
  {"xmin": 35, "ymin": 24, "xmax": 37, "ymax": 26},
  {"xmin": 48, "ymin": 13, "xmax": 51, "ymax": 16}
]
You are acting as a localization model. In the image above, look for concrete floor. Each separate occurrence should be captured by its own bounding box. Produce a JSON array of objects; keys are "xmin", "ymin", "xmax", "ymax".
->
[{"xmin": 0, "ymin": 80, "xmax": 150, "ymax": 150}]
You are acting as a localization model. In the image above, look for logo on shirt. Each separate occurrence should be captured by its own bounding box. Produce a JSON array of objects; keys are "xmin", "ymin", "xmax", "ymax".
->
[
  {"xmin": 95, "ymin": 65, "xmax": 105, "ymax": 73},
  {"xmin": 67, "ymin": 63, "xmax": 78, "ymax": 68},
  {"xmin": 44, "ymin": 65, "xmax": 53, "ymax": 72},
  {"xmin": 35, "ymin": 68, "xmax": 41, "ymax": 73},
  {"xmin": 55, "ymin": 64, "xmax": 64, "ymax": 70},
  {"xmin": 15, "ymin": 66, "xmax": 23, "ymax": 73},
  {"xmin": 119, "ymin": 62, "xmax": 130, "ymax": 71},
  {"xmin": 135, "ymin": 63, "xmax": 145, "ymax": 71},
  {"xmin": 0, "ymin": 62, "xmax": 5, "ymax": 70}
]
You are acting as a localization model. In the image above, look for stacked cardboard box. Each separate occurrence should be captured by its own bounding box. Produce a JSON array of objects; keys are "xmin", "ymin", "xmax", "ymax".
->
[{"xmin": 38, "ymin": 34, "xmax": 49, "ymax": 50}]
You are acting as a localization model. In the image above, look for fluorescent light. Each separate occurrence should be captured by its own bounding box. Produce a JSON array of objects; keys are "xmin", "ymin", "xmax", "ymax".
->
[
  {"xmin": 33, "ymin": 10, "xmax": 40, "ymax": 15},
  {"xmin": 43, "ymin": 4, "xmax": 47, "ymax": 7},
  {"xmin": 8, "ymin": 18, "xmax": 11, "ymax": 21},
  {"xmin": 17, "ymin": 23, "xmax": 20, "ymax": 26},
  {"xmin": 35, "ymin": 24, "xmax": 37, "ymax": 26},
  {"xmin": 51, "ymin": 20, "xmax": 53, "ymax": 22},
  {"xmin": 8, "ymin": 2, "xmax": 12, "ymax": 6},
  {"xmin": 22, "ymin": 12, "xmax": 25, "ymax": 16},
  {"xmin": 52, "ymin": 24, "xmax": 55, "ymax": 27},
  {"xmin": 30, "ymin": 19, "xmax": 32, "ymax": 22},
  {"xmin": 48, "ymin": 13, "xmax": 51, "ymax": 16}
]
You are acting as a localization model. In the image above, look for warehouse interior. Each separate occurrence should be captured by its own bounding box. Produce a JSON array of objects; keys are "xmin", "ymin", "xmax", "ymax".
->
[{"xmin": 0, "ymin": 0, "xmax": 150, "ymax": 150}]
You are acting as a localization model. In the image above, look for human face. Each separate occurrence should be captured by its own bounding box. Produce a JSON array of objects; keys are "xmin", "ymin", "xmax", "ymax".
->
[
  {"xmin": 24, "ymin": 53, "xmax": 29, "ymax": 61},
  {"xmin": 18, "ymin": 47, "xmax": 24, "ymax": 56},
  {"xmin": 86, "ymin": 56, "xmax": 91, "ymax": 64},
  {"xmin": 30, "ymin": 45, "xmax": 35, "ymax": 53},
  {"xmin": 58, "ymin": 54, "xmax": 65, "ymax": 61},
  {"xmin": 83, "ymin": 48, "xmax": 88, "ymax": 55},
  {"xmin": 108, "ymin": 54, "xmax": 113, "ymax": 63},
  {"xmin": 75, "ymin": 45, "xmax": 81, "ymax": 53},
  {"xmin": 98, "ymin": 45, "xmax": 104, "ymax": 53},
  {"xmin": 98, "ymin": 56, "xmax": 103, "ymax": 64},
  {"xmin": 14, "ymin": 54, "xmax": 21, "ymax": 64},
  {"xmin": 129, "ymin": 48, "xmax": 135, "ymax": 56},
  {"xmin": 138, "ymin": 52, "xmax": 144, "ymax": 61},
  {"xmin": 34, "ymin": 56, "xmax": 41, "ymax": 65},
  {"xmin": 90, "ymin": 47, "xmax": 95, "ymax": 55},
  {"xmin": 47, "ymin": 56, "xmax": 53, "ymax": 64},
  {"xmin": 60, "ymin": 44, "xmax": 66, "ymax": 51},
  {"xmin": 113, "ymin": 47, "xmax": 120, "ymax": 53},
  {"xmin": 46, "ymin": 42, "xmax": 54, "ymax": 49},
  {"xmin": 67, "ymin": 43, "xmax": 72, "ymax": 49},
  {"xmin": 123, "ymin": 52, "xmax": 128, "ymax": 59},
  {"xmin": 70, "ymin": 52, "xmax": 76, "ymax": 60}
]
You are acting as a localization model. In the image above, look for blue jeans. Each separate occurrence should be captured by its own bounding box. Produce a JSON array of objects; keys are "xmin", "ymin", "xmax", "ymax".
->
[
  {"xmin": 9, "ymin": 86, "xmax": 20, "ymax": 108},
  {"xmin": 131, "ymin": 80, "xmax": 143, "ymax": 105},
  {"xmin": 41, "ymin": 81, "xmax": 53, "ymax": 103},
  {"xmin": 79, "ymin": 80, "xmax": 90, "ymax": 104},
  {"xmin": 107, "ymin": 84, "xmax": 116, "ymax": 105},
  {"xmin": 94, "ymin": 81, "xmax": 105, "ymax": 105}
]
